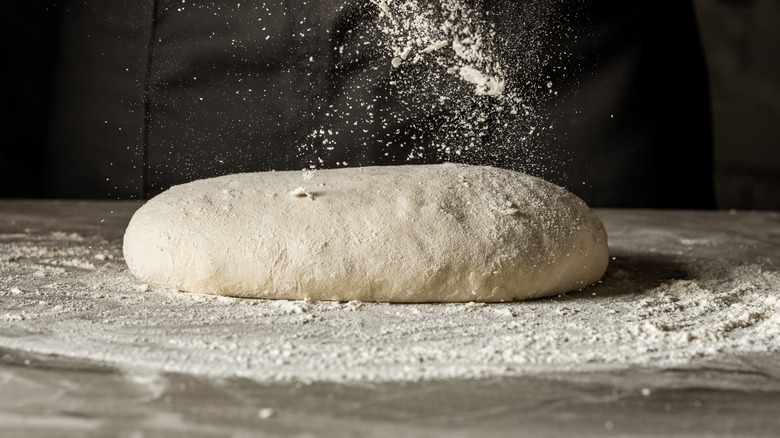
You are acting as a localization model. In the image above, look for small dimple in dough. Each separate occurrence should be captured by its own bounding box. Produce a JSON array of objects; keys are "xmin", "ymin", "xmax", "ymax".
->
[{"xmin": 123, "ymin": 164, "xmax": 609, "ymax": 302}]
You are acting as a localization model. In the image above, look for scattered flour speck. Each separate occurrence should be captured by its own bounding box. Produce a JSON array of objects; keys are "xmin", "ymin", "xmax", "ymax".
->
[{"xmin": 1, "ymin": 210, "xmax": 779, "ymax": 383}]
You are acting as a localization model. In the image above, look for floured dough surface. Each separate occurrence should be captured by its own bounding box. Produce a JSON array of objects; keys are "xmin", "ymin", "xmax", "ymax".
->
[{"xmin": 123, "ymin": 164, "xmax": 608, "ymax": 302}]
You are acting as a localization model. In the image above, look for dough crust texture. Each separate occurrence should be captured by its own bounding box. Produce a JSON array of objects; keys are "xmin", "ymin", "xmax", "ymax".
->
[{"xmin": 123, "ymin": 164, "xmax": 608, "ymax": 302}]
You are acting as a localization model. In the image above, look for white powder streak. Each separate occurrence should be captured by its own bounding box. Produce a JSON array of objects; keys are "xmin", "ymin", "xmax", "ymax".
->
[{"xmin": 459, "ymin": 65, "xmax": 506, "ymax": 96}]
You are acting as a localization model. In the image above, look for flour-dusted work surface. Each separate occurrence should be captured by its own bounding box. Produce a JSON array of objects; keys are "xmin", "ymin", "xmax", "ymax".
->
[{"xmin": 1, "ymin": 201, "xmax": 779, "ymax": 436}]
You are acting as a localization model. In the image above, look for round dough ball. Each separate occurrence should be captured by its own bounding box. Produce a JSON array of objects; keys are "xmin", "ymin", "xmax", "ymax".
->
[{"xmin": 123, "ymin": 164, "xmax": 608, "ymax": 302}]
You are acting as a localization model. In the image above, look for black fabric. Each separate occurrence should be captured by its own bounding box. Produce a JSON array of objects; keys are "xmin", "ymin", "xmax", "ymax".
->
[
  {"xmin": 538, "ymin": 2, "xmax": 716, "ymax": 208},
  {"xmin": 41, "ymin": 0, "xmax": 153, "ymax": 199},
  {"xmin": 1, "ymin": 1, "xmax": 60, "ymax": 197},
  {"xmin": 4, "ymin": 0, "xmax": 715, "ymax": 207}
]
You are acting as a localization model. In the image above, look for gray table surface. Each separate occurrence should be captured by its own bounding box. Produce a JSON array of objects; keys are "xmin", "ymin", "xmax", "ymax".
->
[{"xmin": 1, "ymin": 200, "xmax": 779, "ymax": 437}]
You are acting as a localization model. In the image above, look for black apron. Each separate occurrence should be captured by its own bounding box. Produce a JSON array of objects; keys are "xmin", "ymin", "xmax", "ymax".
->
[{"xmin": 19, "ymin": 0, "xmax": 714, "ymax": 207}]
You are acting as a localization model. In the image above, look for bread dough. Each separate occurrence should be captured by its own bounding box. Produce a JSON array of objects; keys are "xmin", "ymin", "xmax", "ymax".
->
[{"xmin": 123, "ymin": 164, "xmax": 608, "ymax": 302}]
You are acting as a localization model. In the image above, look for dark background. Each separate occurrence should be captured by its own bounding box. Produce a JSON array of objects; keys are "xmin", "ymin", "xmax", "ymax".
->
[
  {"xmin": 694, "ymin": 0, "xmax": 780, "ymax": 210},
  {"xmin": 2, "ymin": 0, "xmax": 778, "ymax": 209}
]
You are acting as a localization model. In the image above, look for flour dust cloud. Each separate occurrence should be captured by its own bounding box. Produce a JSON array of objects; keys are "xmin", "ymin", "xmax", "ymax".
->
[{"xmin": 299, "ymin": 0, "xmax": 575, "ymax": 175}]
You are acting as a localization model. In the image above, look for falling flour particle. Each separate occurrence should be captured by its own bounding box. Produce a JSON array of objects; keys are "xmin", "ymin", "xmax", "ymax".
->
[
  {"xmin": 421, "ymin": 40, "xmax": 449, "ymax": 53},
  {"xmin": 373, "ymin": 0, "xmax": 391, "ymax": 15},
  {"xmin": 458, "ymin": 65, "xmax": 506, "ymax": 96}
]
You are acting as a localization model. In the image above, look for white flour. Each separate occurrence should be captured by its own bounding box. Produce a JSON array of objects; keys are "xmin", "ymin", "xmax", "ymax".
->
[
  {"xmin": 373, "ymin": 0, "xmax": 509, "ymax": 98},
  {"xmin": 303, "ymin": 0, "xmax": 565, "ymax": 172},
  {"xmin": 1, "ymin": 210, "xmax": 779, "ymax": 383}
]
